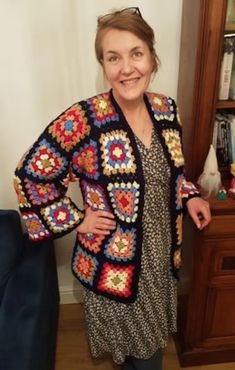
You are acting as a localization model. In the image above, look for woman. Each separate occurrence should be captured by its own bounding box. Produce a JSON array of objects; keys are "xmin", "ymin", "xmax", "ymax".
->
[{"xmin": 14, "ymin": 7, "xmax": 211, "ymax": 370}]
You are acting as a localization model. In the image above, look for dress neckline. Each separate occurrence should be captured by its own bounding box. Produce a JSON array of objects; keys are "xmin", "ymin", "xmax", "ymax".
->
[{"xmin": 134, "ymin": 126, "xmax": 154, "ymax": 151}]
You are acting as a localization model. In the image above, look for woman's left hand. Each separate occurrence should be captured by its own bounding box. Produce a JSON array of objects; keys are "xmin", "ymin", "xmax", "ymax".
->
[{"xmin": 186, "ymin": 197, "xmax": 211, "ymax": 230}]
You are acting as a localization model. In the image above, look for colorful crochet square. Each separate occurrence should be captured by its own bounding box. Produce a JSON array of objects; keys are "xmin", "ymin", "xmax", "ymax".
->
[
  {"xmin": 98, "ymin": 263, "xmax": 134, "ymax": 297},
  {"xmin": 81, "ymin": 180, "xmax": 111, "ymax": 211},
  {"xmin": 176, "ymin": 214, "xmax": 183, "ymax": 245},
  {"xmin": 25, "ymin": 139, "xmax": 68, "ymax": 180},
  {"xmin": 162, "ymin": 129, "xmax": 184, "ymax": 168},
  {"xmin": 87, "ymin": 94, "xmax": 119, "ymax": 127},
  {"xmin": 48, "ymin": 104, "xmax": 90, "ymax": 151},
  {"xmin": 100, "ymin": 130, "xmax": 136, "ymax": 176},
  {"xmin": 40, "ymin": 197, "xmax": 83, "ymax": 233},
  {"xmin": 72, "ymin": 140, "xmax": 99, "ymax": 179},
  {"xmin": 175, "ymin": 174, "xmax": 184, "ymax": 210},
  {"xmin": 104, "ymin": 226, "xmax": 136, "ymax": 261},
  {"xmin": 22, "ymin": 212, "xmax": 51, "ymax": 240},
  {"xmin": 78, "ymin": 233, "xmax": 105, "ymax": 254},
  {"xmin": 148, "ymin": 94, "xmax": 174, "ymax": 121},
  {"xmin": 181, "ymin": 180, "xmax": 199, "ymax": 198},
  {"xmin": 174, "ymin": 248, "xmax": 182, "ymax": 269},
  {"xmin": 13, "ymin": 176, "xmax": 30, "ymax": 208},
  {"xmin": 24, "ymin": 178, "xmax": 60, "ymax": 205},
  {"xmin": 73, "ymin": 249, "xmax": 98, "ymax": 285},
  {"xmin": 107, "ymin": 181, "xmax": 140, "ymax": 223}
]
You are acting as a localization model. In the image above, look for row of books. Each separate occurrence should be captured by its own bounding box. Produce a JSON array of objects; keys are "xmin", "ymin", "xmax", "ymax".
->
[
  {"xmin": 213, "ymin": 113, "xmax": 235, "ymax": 165},
  {"xmin": 218, "ymin": 36, "xmax": 235, "ymax": 100}
]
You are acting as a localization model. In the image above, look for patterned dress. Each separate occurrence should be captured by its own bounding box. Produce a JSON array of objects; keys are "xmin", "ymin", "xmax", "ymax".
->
[{"xmin": 83, "ymin": 128, "xmax": 177, "ymax": 365}]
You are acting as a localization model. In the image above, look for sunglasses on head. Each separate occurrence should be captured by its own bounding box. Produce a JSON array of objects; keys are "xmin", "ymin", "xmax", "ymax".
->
[{"xmin": 98, "ymin": 7, "xmax": 142, "ymax": 23}]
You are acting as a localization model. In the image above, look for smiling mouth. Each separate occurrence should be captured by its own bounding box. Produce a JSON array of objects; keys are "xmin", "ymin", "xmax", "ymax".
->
[{"xmin": 121, "ymin": 78, "xmax": 140, "ymax": 85}]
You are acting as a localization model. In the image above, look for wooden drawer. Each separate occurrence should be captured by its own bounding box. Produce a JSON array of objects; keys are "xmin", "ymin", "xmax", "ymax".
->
[
  {"xmin": 204, "ymin": 215, "xmax": 235, "ymax": 237},
  {"xmin": 205, "ymin": 239, "xmax": 235, "ymax": 278}
]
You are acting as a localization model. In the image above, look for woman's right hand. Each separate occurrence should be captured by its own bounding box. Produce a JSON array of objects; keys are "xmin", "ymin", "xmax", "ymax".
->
[{"xmin": 76, "ymin": 206, "xmax": 116, "ymax": 235}]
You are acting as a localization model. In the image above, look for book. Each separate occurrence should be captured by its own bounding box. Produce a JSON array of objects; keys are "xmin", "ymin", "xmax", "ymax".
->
[
  {"xmin": 229, "ymin": 54, "xmax": 235, "ymax": 99},
  {"xmin": 218, "ymin": 37, "xmax": 234, "ymax": 100},
  {"xmin": 214, "ymin": 113, "xmax": 234, "ymax": 165},
  {"xmin": 226, "ymin": 114, "xmax": 235, "ymax": 162},
  {"xmin": 226, "ymin": 0, "xmax": 235, "ymax": 23}
]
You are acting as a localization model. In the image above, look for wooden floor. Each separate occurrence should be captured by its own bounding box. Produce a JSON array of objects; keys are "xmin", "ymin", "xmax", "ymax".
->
[{"xmin": 55, "ymin": 303, "xmax": 235, "ymax": 370}]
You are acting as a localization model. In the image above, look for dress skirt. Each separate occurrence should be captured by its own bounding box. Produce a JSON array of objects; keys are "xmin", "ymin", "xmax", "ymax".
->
[{"xmin": 83, "ymin": 129, "xmax": 177, "ymax": 364}]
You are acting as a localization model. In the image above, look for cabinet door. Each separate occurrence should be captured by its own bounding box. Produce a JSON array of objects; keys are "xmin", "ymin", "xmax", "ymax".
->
[{"xmin": 202, "ymin": 239, "xmax": 235, "ymax": 348}]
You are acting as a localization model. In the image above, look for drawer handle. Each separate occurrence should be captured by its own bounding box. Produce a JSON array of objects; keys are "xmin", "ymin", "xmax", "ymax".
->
[{"xmin": 222, "ymin": 256, "xmax": 235, "ymax": 270}]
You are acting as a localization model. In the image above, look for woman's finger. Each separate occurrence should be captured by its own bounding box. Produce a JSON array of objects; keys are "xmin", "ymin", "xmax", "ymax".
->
[
  {"xmin": 91, "ymin": 228, "xmax": 111, "ymax": 235},
  {"xmin": 95, "ymin": 210, "xmax": 116, "ymax": 219},
  {"xmin": 95, "ymin": 221, "xmax": 116, "ymax": 230}
]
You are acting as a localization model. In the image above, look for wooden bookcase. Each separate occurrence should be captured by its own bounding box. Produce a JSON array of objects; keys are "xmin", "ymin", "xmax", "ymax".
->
[{"xmin": 176, "ymin": 0, "xmax": 235, "ymax": 366}]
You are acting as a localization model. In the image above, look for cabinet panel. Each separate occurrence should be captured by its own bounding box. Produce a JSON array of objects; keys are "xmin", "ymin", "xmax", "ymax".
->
[
  {"xmin": 204, "ymin": 287, "xmax": 235, "ymax": 341},
  {"xmin": 208, "ymin": 239, "xmax": 235, "ymax": 277},
  {"xmin": 204, "ymin": 215, "xmax": 235, "ymax": 237}
]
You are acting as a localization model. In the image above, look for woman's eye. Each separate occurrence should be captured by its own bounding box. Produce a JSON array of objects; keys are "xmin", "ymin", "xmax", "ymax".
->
[
  {"xmin": 133, "ymin": 51, "xmax": 143, "ymax": 59},
  {"xmin": 107, "ymin": 55, "xmax": 119, "ymax": 64}
]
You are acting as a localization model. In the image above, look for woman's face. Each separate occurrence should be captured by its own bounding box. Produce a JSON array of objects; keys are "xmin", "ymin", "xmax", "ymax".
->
[{"xmin": 101, "ymin": 28, "xmax": 154, "ymax": 104}]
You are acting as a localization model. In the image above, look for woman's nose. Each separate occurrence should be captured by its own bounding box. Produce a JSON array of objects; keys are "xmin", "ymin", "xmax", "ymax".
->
[{"xmin": 121, "ymin": 57, "xmax": 134, "ymax": 74}]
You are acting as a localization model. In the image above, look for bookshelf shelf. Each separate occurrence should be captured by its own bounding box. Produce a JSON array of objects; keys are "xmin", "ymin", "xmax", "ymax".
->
[{"xmin": 217, "ymin": 99, "xmax": 235, "ymax": 109}]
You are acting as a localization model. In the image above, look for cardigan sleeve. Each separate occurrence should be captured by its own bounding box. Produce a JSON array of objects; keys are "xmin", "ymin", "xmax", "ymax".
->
[{"xmin": 13, "ymin": 102, "xmax": 89, "ymax": 241}]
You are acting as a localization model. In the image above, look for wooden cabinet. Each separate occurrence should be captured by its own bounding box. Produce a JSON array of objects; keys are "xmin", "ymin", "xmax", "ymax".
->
[{"xmin": 176, "ymin": 0, "xmax": 235, "ymax": 366}]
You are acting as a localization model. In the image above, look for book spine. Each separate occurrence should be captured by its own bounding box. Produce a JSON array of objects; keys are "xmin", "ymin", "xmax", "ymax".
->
[
  {"xmin": 230, "ymin": 118, "xmax": 235, "ymax": 162},
  {"xmin": 219, "ymin": 51, "xmax": 234, "ymax": 100},
  {"xmin": 219, "ymin": 37, "xmax": 234, "ymax": 100}
]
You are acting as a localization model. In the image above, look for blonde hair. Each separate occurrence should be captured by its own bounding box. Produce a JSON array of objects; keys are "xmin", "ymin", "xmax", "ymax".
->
[{"xmin": 95, "ymin": 8, "xmax": 160, "ymax": 74}]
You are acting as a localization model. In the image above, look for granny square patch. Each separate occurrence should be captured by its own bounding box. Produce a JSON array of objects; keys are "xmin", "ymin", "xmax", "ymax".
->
[
  {"xmin": 24, "ymin": 178, "xmax": 60, "ymax": 205},
  {"xmin": 78, "ymin": 232, "xmax": 105, "ymax": 254},
  {"xmin": 175, "ymin": 174, "xmax": 184, "ymax": 210},
  {"xmin": 107, "ymin": 181, "xmax": 140, "ymax": 223},
  {"xmin": 40, "ymin": 197, "xmax": 83, "ymax": 233},
  {"xmin": 87, "ymin": 94, "xmax": 119, "ymax": 127},
  {"xmin": 148, "ymin": 94, "xmax": 174, "ymax": 121},
  {"xmin": 72, "ymin": 249, "xmax": 98, "ymax": 285},
  {"xmin": 22, "ymin": 212, "xmax": 51, "ymax": 240},
  {"xmin": 25, "ymin": 139, "xmax": 68, "ymax": 180},
  {"xmin": 176, "ymin": 214, "xmax": 183, "ymax": 245},
  {"xmin": 162, "ymin": 129, "xmax": 184, "ymax": 167},
  {"xmin": 98, "ymin": 262, "xmax": 134, "ymax": 297},
  {"xmin": 104, "ymin": 226, "xmax": 137, "ymax": 261},
  {"xmin": 81, "ymin": 180, "xmax": 111, "ymax": 211},
  {"xmin": 13, "ymin": 176, "xmax": 31, "ymax": 208},
  {"xmin": 72, "ymin": 140, "xmax": 99, "ymax": 179},
  {"xmin": 100, "ymin": 130, "xmax": 136, "ymax": 176},
  {"xmin": 48, "ymin": 104, "xmax": 90, "ymax": 151}
]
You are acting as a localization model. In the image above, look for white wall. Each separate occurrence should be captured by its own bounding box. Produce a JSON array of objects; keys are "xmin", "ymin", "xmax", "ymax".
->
[{"xmin": 0, "ymin": 0, "xmax": 183, "ymax": 303}]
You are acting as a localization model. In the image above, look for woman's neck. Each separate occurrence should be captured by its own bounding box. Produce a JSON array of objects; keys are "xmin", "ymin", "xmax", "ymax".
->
[{"xmin": 112, "ymin": 90, "xmax": 146, "ymax": 118}]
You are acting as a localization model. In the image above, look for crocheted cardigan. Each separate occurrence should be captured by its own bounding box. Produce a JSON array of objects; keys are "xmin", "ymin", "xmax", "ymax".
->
[{"xmin": 14, "ymin": 89, "xmax": 199, "ymax": 303}]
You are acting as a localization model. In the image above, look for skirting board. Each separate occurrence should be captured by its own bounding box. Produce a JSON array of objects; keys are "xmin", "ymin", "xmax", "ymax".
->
[{"xmin": 59, "ymin": 285, "xmax": 84, "ymax": 304}]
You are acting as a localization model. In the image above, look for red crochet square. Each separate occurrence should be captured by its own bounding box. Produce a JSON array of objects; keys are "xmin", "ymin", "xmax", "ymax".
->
[{"xmin": 98, "ymin": 262, "xmax": 134, "ymax": 297}]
